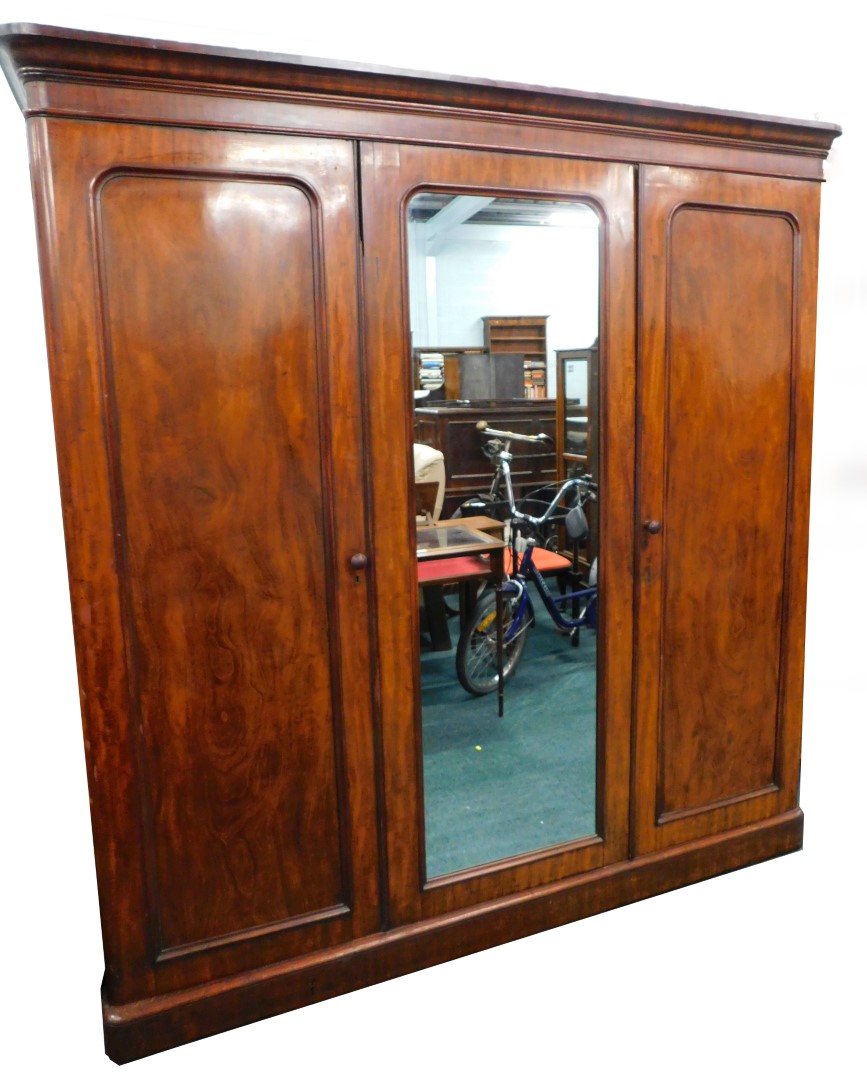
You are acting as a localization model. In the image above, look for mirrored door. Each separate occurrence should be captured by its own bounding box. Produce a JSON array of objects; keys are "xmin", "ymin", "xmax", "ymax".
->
[
  {"xmin": 407, "ymin": 193, "xmax": 600, "ymax": 879},
  {"xmin": 360, "ymin": 143, "xmax": 636, "ymax": 926}
]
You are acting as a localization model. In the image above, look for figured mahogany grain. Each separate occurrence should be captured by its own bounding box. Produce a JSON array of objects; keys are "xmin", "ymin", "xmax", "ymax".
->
[
  {"xmin": 660, "ymin": 207, "xmax": 792, "ymax": 815},
  {"xmin": 26, "ymin": 119, "xmax": 381, "ymax": 999},
  {"xmin": 98, "ymin": 175, "xmax": 346, "ymax": 948},
  {"xmin": 0, "ymin": 25, "xmax": 838, "ymax": 1063},
  {"xmin": 0, "ymin": 23, "xmax": 841, "ymax": 157},
  {"xmin": 634, "ymin": 165, "xmax": 822, "ymax": 853}
]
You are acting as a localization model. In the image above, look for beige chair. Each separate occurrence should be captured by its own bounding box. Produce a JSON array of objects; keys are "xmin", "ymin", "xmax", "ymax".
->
[{"xmin": 413, "ymin": 443, "xmax": 445, "ymax": 522}]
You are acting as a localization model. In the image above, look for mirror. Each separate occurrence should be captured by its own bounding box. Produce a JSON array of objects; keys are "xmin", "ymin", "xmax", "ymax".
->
[
  {"xmin": 563, "ymin": 356, "xmax": 589, "ymax": 454},
  {"xmin": 557, "ymin": 344, "xmax": 600, "ymax": 474},
  {"xmin": 408, "ymin": 192, "xmax": 601, "ymax": 879}
]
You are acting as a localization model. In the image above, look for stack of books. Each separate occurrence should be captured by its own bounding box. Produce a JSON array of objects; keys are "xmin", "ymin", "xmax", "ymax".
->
[
  {"xmin": 524, "ymin": 362, "xmax": 547, "ymax": 398},
  {"xmin": 418, "ymin": 352, "xmax": 445, "ymax": 390}
]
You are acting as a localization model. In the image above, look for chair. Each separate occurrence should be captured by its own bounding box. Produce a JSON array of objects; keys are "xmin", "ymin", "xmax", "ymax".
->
[{"xmin": 413, "ymin": 443, "xmax": 445, "ymax": 522}]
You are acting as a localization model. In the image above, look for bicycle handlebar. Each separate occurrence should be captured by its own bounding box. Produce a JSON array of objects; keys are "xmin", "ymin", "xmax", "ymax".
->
[
  {"xmin": 472, "ymin": 420, "xmax": 596, "ymax": 526},
  {"xmin": 475, "ymin": 420, "xmax": 552, "ymax": 444}
]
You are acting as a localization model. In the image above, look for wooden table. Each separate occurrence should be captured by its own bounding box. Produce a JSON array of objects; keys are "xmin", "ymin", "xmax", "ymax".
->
[
  {"xmin": 416, "ymin": 518, "xmax": 507, "ymax": 715},
  {"xmin": 417, "ymin": 516, "xmax": 505, "ymax": 644}
]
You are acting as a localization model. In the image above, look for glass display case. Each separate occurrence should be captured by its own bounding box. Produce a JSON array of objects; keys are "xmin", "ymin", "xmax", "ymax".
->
[{"xmin": 556, "ymin": 343, "xmax": 600, "ymax": 570}]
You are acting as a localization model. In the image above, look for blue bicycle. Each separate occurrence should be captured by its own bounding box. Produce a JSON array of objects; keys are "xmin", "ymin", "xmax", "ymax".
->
[{"xmin": 455, "ymin": 426, "xmax": 597, "ymax": 696}]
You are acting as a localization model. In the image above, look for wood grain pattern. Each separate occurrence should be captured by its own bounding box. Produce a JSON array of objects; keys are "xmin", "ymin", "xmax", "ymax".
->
[
  {"xmin": 0, "ymin": 26, "xmax": 840, "ymax": 187},
  {"xmin": 27, "ymin": 118, "xmax": 380, "ymax": 1000},
  {"xmin": 633, "ymin": 165, "xmax": 821, "ymax": 853},
  {"xmin": 0, "ymin": 23, "xmax": 841, "ymax": 154},
  {"xmin": 103, "ymin": 809, "xmax": 805, "ymax": 1063},
  {"xmin": 97, "ymin": 174, "xmax": 345, "ymax": 950},
  {"xmin": 659, "ymin": 206, "xmax": 793, "ymax": 817},
  {"xmin": 0, "ymin": 26, "xmax": 836, "ymax": 1063}
]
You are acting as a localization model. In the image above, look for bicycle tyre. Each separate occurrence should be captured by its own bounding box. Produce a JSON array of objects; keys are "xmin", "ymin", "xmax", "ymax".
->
[{"xmin": 456, "ymin": 585, "xmax": 531, "ymax": 696}]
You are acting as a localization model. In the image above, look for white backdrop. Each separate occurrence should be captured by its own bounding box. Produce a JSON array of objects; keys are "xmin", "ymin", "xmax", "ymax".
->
[{"xmin": 0, "ymin": 4, "xmax": 863, "ymax": 1078}]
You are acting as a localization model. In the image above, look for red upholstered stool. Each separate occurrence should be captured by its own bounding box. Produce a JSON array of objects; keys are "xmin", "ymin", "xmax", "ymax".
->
[
  {"xmin": 504, "ymin": 547, "xmax": 572, "ymax": 574},
  {"xmin": 417, "ymin": 554, "xmax": 491, "ymax": 585}
]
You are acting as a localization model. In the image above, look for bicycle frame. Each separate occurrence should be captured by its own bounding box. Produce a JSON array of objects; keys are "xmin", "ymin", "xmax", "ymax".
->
[
  {"xmin": 469, "ymin": 425, "xmax": 598, "ymax": 642},
  {"xmin": 454, "ymin": 432, "xmax": 598, "ymax": 698},
  {"xmin": 459, "ymin": 427, "xmax": 581, "ymax": 533},
  {"xmin": 504, "ymin": 544, "xmax": 597, "ymax": 646}
]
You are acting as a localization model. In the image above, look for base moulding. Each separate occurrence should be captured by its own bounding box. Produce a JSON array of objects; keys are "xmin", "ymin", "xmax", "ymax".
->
[{"xmin": 104, "ymin": 808, "xmax": 804, "ymax": 1063}]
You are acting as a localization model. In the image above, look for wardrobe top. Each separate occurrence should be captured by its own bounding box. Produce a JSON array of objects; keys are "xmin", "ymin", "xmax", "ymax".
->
[{"xmin": 0, "ymin": 22, "xmax": 841, "ymax": 157}]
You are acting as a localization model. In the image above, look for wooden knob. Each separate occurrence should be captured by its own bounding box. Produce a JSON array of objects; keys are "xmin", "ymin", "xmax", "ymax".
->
[
  {"xmin": 349, "ymin": 553, "xmax": 369, "ymax": 570},
  {"xmin": 643, "ymin": 519, "xmax": 662, "ymax": 535}
]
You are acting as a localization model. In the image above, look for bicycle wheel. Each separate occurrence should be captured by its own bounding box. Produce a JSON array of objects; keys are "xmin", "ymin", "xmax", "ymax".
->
[{"xmin": 456, "ymin": 585, "xmax": 531, "ymax": 696}]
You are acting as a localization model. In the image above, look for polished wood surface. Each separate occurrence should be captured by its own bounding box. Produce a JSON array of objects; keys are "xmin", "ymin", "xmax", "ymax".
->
[
  {"xmin": 0, "ymin": 23, "xmax": 841, "ymax": 158},
  {"xmin": 100, "ymin": 174, "xmax": 350, "ymax": 951},
  {"xmin": 27, "ymin": 118, "xmax": 380, "ymax": 1000},
  {"xmin": 0, "ymin": 23, "xmax": 838, "ymax": 1063},
  {"xmin": 633, "ymin": 165, "xmax": 821, "ymax": 853},
  {"xmin": 361, "ymin": 142, "xmax": 637, "ymax": 925},
  {"xmin": 0, "ymin": 25, "xmax": 841, "ymax": 188},
  {"xmin": 104, "ymin": 809, "xmax": 804, "ymax": 1063}
]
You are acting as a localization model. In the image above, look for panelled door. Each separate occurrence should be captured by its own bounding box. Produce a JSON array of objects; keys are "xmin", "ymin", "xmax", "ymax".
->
[
  {"xmin": 360, "ymin": 143, "xmax": 636, "ymax": 925},
  {"xmin": 31, "ymin": 118, "xmax": 380, "ymax": 1002},
  {"xmin": 633, "ymin": 165, "xmax": 821, "ymax": 853}
]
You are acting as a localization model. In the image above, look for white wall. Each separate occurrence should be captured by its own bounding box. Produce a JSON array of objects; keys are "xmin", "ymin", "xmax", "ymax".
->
[
  {"xmin": 0, "ymin": 4, "xmax": 863, "ymax": 1079},
  {"xmin": 409, "ymin": 217, "xmax": 599, "ymax": 387}
]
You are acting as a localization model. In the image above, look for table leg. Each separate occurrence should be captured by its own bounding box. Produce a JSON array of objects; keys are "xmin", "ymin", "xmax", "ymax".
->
[
  {"xmin": 493, "ymin": 550, "xmax": 504, "ymax": 717},
  {"xmin": 421, "ymin": 585, "xmax": 452, "ymax": 651}
]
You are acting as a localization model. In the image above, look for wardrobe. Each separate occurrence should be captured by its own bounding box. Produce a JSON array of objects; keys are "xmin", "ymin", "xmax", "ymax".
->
[{"xmin": 0, "ymin": 24, "xmax": 840, "ymax": 1063}]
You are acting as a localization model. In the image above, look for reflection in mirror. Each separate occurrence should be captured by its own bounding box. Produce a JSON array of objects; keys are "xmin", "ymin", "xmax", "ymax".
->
[
  {"xmin": 565, "ymin": 358, "xmax": 589, "ymax": 454},
  {"xmin": 408, "ymin": 193, "xmax": 601, "ymax": 879}
]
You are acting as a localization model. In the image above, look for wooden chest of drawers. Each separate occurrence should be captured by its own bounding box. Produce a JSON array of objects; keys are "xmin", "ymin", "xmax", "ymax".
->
[{"xmin": 415, "ymin": 401, "xmax": 556, "ymax": 517}]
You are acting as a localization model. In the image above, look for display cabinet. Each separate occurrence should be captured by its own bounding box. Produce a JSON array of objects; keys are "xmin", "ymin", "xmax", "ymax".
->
[
  {"xmin": 0, "ymin": 23, "xmax": 840, "ymax": 1063},
  {"xmin": 556, "ymin": 344, "xmax": 600, "ymax": 571}
]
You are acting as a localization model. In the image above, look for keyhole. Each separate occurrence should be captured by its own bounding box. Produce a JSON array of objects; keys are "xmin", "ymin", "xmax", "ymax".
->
[{"xmin": 349, "ymin": 552, "xmax": 368, "ymax": 584}]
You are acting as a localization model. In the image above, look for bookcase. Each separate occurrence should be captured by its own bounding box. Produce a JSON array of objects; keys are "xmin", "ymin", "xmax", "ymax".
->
[{"xmin": 482, "ymin": 316, "xmax": 549, "ymax": 397}]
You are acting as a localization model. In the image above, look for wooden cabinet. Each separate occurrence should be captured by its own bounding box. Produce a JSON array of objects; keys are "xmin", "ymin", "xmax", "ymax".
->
[
  {"xmin": 483, "ymin": 315, "xmax": 550, "ymax": 397},
  {"xmin": 0, "ymin": 23, "xmax": 840, "ymax": 1064},
  {"xmin": 415, "ymin": 401, "xmax": 557, "ymax": 516},
  {"xmin": 16, "ymin": 116, "xmax": 382, "ymax": 1000},
  {"xmin": 632, "ymin": 166, "xmax": 820, "ymax": 853}
]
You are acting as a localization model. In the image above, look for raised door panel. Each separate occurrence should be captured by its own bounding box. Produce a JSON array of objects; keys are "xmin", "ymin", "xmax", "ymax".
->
[
  {"xmin": 29, "ymin": 119, "xmax": 379, "ymax": 998},
  {"xmin": 360, "ymin": 142, "xmax": 636, "ymax": 925},
  {"xmin": 634, "ymin": 166, "xmax": 820, "ymax": 853}
]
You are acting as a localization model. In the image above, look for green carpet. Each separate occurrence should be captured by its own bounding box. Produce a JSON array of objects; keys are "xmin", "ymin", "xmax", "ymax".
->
[{"xmin": 420, "ymin": 600, "xmax": 597, "ymax": 879}]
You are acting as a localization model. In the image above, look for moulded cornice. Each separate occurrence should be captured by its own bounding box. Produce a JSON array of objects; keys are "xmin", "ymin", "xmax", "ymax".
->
[{"xmin": 0, "ymin": 23, "xmax": 842, "ymax": 156}]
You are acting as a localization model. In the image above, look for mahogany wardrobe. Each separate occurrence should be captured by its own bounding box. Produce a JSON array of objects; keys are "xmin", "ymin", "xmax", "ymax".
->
[{"xmin": 0, "ymin": 24, "xmax": 840, "ymax": 1063}]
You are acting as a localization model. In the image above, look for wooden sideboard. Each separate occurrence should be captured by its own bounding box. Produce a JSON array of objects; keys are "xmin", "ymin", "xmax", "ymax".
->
[
  {"xmin": 0, "ymin": 23, "xmax": 840, "ymax": 1064},
  {"xmin": 415, "ymin": 401, "xmax": 556, "ymax": 517}
]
